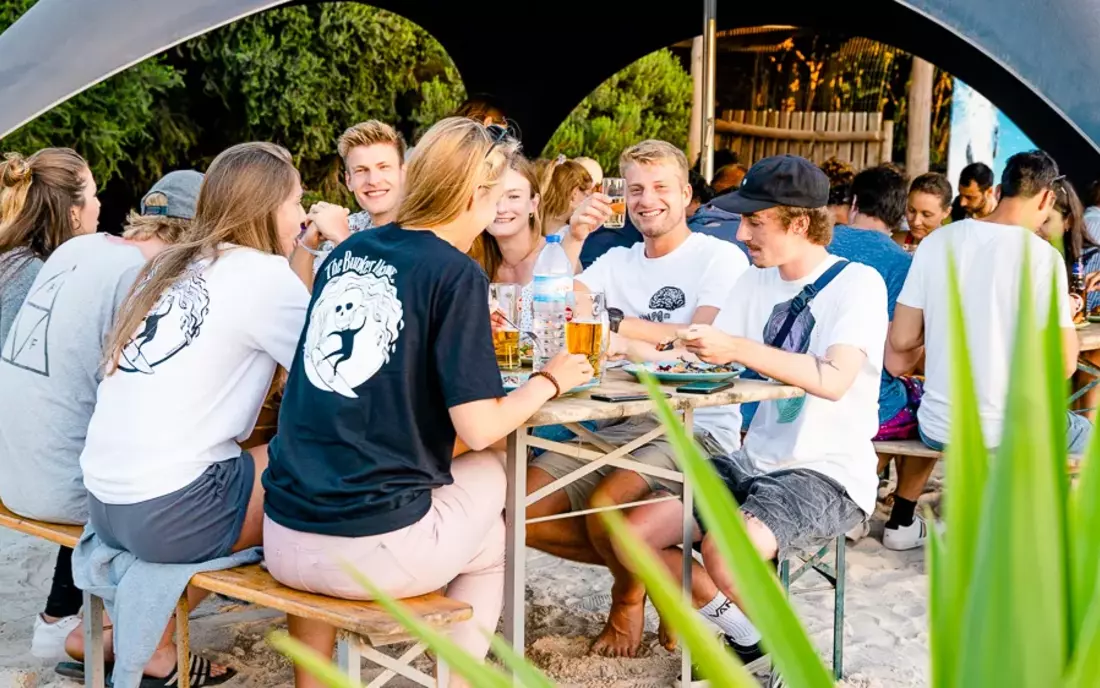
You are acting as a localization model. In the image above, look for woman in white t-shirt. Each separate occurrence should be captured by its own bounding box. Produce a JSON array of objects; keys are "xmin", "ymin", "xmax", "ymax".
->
[{"xmin": 81, "ymin": 142, "xmax": 313, "ymax": 571}]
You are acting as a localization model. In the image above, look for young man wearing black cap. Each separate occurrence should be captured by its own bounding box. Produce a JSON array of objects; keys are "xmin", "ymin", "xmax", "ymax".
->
[{"xmin": 613, "ymin": 155, "xmax": 887, "ymax": 665}]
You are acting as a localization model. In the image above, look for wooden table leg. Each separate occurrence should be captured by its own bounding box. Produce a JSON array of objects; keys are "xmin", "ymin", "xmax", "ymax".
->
[
  {"xmin": 504, "ymin": 428, "xmax": 528, "ymax": 681},
  {"xmin": 176, "ymin": 595, "xmax": 191, "ymax": 688},
  {"xmin": 680, "ymin": 408, "xmax": 694, "ymax": 688},
  {"xmin": 83, "ymin": 592, "xmax": 106, "ymax": 688}
]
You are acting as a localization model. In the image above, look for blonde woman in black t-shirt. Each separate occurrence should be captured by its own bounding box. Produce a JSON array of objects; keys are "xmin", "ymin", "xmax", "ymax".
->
[{"xmin": 263, "ymin": 118, "xmax": 593, "ymax": 688}]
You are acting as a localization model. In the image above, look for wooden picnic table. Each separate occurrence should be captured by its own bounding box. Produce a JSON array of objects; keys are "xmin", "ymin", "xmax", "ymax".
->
[
  {"xmin": 1079, "ymin": 322, "xmax": 1100, "ymax": 352},
  {"xmin": 502, "ymin": 368, "xmax": 803, "ymax": 684},
  {"xmin": 1072, "ymin": 324, "xmax": 1100, "ymax": 408}
]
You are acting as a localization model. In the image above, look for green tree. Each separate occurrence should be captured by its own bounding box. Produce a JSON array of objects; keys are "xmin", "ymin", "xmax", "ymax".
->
[
  {"xmin": 180, "ymin": 3, "xmax": 465, "ymax": 201},
  {"xmin": 543, "ymin": 49, "xmax": 692, "ymax": 173}
]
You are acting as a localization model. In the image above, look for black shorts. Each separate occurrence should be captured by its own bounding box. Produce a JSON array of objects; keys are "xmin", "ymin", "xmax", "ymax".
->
[{"xmin": 694, "ymin": 451, "xmax": 864, "ymax": 558}]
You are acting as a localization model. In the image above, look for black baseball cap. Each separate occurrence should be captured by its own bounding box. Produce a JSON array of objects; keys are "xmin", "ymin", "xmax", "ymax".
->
[{"xmin": 712, "ymin": 155, "xmax": 829, "ymax": 214}]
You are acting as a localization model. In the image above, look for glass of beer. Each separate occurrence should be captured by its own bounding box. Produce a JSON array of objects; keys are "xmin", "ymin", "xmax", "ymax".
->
[
  {"xmin": 601, "ymin": 177, "xmax": 626, "ymax": 229},
  {"xmin": 566, "ymin": 292, "xmax": 609, "ymax": 381},
  {"xmin": 489, "ymin": 283, "xmax": 522, "ymax": 370}
]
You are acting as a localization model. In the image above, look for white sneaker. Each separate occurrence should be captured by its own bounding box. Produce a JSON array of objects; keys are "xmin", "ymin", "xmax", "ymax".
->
[
  {"xmin": 31, "ymin": 614, "xmax": 81, "ymax": 660},
  {"xmin": 883, "ymin": 516, "xmax": 928, "ymax": 551},
  {"xmin": 845, "ymin": 519, "xmax": 870, "ymax": 543}
]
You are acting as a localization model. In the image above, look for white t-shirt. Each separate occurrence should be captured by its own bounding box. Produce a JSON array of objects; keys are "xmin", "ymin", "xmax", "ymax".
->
[
  {"xmin": 897, "ymin": 219, "xmax": 1072, "ymax": 448},
  {"xmin": 577, "ymin": 232, "xmax": 748, "ymax": 326},
  {"xmin": 578, "ymin": 232, "xmax": 749, "ymax": 452},
  {"xmin": 81, "ymin": 246, "xmax": 310, "ymax": 504},
  {"xmin": 710, "ymin": 255, "xmax": 887, "ymax": 514}
]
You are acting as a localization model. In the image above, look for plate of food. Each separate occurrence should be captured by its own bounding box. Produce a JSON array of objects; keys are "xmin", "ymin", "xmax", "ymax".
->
[
  {"xmin": 622, "ymin": 360, "xmax": 744, "ymax": 383},
  {"xmin": 501, "ymin": 371, "xmax": 599, "ymax": 394}
]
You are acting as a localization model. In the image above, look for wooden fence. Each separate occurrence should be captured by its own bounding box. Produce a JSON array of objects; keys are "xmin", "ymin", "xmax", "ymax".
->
[{"xmin": 715, "ymin": 110, "xmax": 895, "ymax": 170}]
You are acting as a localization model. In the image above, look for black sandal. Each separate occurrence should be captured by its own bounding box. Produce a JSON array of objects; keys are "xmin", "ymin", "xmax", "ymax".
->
[
  {"xmin": 55, "ymin": 655, "xmax": 236, "ymax": 687},
  {"xmin": 56, "ymin": 660, "xmax": 115, "ymax": 682},
  {"xmin": 139, "ymin": 655, "xmax": 237, "ymax": 688}
]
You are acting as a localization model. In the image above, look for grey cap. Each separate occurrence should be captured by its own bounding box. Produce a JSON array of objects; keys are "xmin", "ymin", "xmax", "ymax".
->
[{"xmin": 140, "ymin": 170, "xmax": 204, "ymax": 220}]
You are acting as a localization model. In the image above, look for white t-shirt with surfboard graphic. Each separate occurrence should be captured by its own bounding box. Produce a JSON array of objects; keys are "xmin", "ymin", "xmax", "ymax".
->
[{"xmin": 81, "ymin": 246, "xmax": 310, "ymax": 504}]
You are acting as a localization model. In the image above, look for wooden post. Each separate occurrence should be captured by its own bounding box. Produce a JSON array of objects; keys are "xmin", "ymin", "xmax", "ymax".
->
[
  {"xmin": 700, "ymin": 0, "xmax": 718, "ymax": 182},
  {"xmin": 689, "ymin": 36, "xmax": 704, "ymax": 166},
  {"xmin": 907, "ymin": 57, "xmax": 934, "ymax": 176}
]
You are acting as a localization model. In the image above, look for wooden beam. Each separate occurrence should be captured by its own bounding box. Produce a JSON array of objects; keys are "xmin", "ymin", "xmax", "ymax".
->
[
  {"xmin": 907, "ymin": 57, "xmax": 934, "ymax": 176},
  {"xmin": 715, "ymin": 118, "xmax": 887, "ymax": 143},
  {"xmin": 689, "ymin": 36, "xmax": 703, "ymax": 165}
]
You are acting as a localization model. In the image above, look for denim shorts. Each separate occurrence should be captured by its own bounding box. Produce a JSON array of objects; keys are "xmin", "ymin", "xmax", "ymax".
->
[
  {"xmin": 695, "ymin": 451, "xmax": 864, "ymax": 558},
  {"xmin": 88, "ymin": 452, "xmax": 255, "ymax": 564}
]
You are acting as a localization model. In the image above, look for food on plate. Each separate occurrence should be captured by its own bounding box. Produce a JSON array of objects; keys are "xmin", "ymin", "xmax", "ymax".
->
[{"xmin": 653, "ymin": 362, "xmax": 740, "ymax": 374}]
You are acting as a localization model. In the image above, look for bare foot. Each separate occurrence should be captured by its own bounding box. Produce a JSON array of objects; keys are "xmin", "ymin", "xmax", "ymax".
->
[
  {"xmin": 590, "ymin": 599, "xmax": 646, "ymax": 658},
  {"xmin": 65, "ymin": 625, "xmax": 115, "ymax": 663},
  {"xmin": 658, "ymin": 614, "xmax": 678, "ymax": 651}
]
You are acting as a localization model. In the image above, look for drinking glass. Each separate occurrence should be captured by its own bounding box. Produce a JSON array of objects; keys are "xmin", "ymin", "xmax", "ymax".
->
[
  {"xmin": 566, "ymin": 292, "xmax": 609, "ymax": 381},
  {"xmin": 601, "ymin": 177, "xmax": 626, "ymax": 229},
  {"xmin": 490, "ymin": 283, "xmax": 522, "ymax": 370}
]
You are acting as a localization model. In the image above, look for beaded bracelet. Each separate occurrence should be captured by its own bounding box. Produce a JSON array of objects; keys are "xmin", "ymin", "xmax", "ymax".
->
[{"xmin": 529, "ymin": 371, "xmax": 561, "ymax": 398}]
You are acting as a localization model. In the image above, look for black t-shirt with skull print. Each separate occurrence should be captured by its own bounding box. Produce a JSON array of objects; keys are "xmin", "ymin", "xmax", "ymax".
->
[{"xmin": 263, "ymin": 224, "xmax": 505, "ymax": 537}]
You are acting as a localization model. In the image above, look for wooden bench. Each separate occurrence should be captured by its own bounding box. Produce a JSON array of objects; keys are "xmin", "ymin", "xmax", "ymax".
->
[
  {"xmin": 0, "ymin": 501, "xmax": 471, "ymax": 688},
  {"xmin": 874, "ymin": 439, "xmax": 1083, "ymax": 475}
]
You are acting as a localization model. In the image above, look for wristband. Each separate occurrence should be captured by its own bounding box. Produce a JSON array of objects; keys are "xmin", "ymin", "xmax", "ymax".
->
[{"xmin": 529, "ymin": 371, "xmax": 562, "ymax": 399}]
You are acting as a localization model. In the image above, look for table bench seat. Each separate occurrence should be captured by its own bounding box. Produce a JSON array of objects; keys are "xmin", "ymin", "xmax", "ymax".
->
[
  {"xmin": 874, "ymin": 439, "xmax": 1083, "ymax": 474},
  {"xmin": 0, "ymin": 499, "xmax": 468, "ymax": 687}
]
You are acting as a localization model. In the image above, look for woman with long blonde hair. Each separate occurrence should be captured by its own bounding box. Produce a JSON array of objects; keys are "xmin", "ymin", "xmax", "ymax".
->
[
  {"xmin": 81, "ymin": 143, "xmax": 313, "ymax": 563},
  {"xmin": 262, "ymin": 118, "xmax": 592, "ymax": 688},
  {"xmin": 541, "ymin": 158, "xmax": 593, "ymax": 233}
]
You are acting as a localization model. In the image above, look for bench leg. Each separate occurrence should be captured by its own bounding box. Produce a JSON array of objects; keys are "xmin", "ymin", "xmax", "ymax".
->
[
  {"xmin": 337, "ymin": 632, "xmax": 361, "ymax": 682},
  {"xmin": 176, "ymin": 595, "xmax": 191, "ymax": 688},
  {"xmin": 361, "ymin": 642, "xmax": 433, "ymax": 688},
  {"xmin": 833, "ymin": 535, "xmax": 846, "ymax": 680},
  {"xmin": 83, "ymin": 592, "xmax": 106, "ymax": 688}
]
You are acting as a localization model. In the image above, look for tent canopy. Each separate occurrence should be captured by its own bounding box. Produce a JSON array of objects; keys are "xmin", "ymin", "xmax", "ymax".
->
[{"xmin": 2, "ymin": 0, "xmax": 1099, "ymax": 181}]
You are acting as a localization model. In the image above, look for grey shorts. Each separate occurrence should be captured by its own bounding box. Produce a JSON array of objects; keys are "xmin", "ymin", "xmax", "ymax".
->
[
  {"xmin": 88, "ymin": 451, "xmax": 255, "ymax": 565},
  {"xmin": 695, "ymin": 451, "xmax": 864, "ymax": 558},
  {"xmin": 530, "ymin": 415, "xmax": 726, "ymax": 511}
]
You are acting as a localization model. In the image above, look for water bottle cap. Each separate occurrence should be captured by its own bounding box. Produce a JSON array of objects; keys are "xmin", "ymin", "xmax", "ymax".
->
[{"xmin": 546, "ymin": 234, "xmax": 562, "ymax": 244}]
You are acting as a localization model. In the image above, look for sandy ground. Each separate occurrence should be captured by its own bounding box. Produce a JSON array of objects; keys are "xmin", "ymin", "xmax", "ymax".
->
[{"xmin": 0, "ymin": 474, "xmax": 936, "ymax": 688}]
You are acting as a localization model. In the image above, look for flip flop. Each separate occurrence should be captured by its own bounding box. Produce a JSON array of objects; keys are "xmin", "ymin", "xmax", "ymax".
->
[
  {"xmin": 55, "ymin": 660, "xmax": 115, "ymax": 682},
  {"xmin": 139, "ymin": 655, "xmax": 237, "ymax": 688},
  {"xmin": 56, "ymin": 655, "xmax": 236, "ymax": 687}
]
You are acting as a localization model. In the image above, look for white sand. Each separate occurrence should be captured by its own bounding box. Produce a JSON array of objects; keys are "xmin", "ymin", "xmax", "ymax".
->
[{"xmin": 0, "ymin": 476, "xmax": 934, "ymax": 688}]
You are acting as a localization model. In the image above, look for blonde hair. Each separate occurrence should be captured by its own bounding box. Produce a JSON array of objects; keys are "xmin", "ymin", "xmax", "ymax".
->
[
  {"xmin": 469, "ymin": 156, "xmax": 542, "ymax": 279},
  {"xmin": 121, "ymin": 211, "xmax": 191, "ymax": 244},
  {"xmin": 619, "ymin": 140, "xmax": 690, "ymax": 185},
  {"xmin": 0, "ymin": 148, "xmax": 90, "ymax": 279},
  {"xmin": 105, "ymin": 142, "xmax": 299, "ymax": 373},
  {"xmin": 397, "ymin": 117, "xmax": 518, "ymax": 229},
  {"xmin": 775, "ymin": 205, "xmax": 835, "ymax": 246},
  {"xmin": 337, "ymin": 120, "xmax": 407, "ymax": 164},
  {"xmin": 541, "ymin": 160, "xmax": 592, "ymax": 231}
]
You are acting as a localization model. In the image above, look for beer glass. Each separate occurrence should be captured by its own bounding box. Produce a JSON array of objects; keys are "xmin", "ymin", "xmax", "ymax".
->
[
  {"xmin": 601, "ymin": 177, "xmax": 626, "ymax": 229},
  {"xmin": 490, "ymin": 283, "xmax": 522, "ymax": 370},
  {"xmin": 566, "ymin": 292, "xmax": 609, "ymax": 381}
]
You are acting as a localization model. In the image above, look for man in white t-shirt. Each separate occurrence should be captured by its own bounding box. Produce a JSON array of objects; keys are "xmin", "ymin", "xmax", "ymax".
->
[
  {"xmin": 615, "ymin": 155, "xmax": 885, "ymax": 669},
  {"xmin": 526, "ymin": 140, "xmax": 750, "ymax": 657},
  {"xmin": 885, "ymin": 150, "xmax": 1087, "ymax": 550}
]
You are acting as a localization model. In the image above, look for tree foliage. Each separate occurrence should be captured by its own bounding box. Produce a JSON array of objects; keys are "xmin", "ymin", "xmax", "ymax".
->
[
  {"xmin": 543, "ymin": 49, "xmax": 692, "ymax": 174},
  {"xmin": 0, "ymin": 1, "xmax": 465, "ymax": 217}
]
